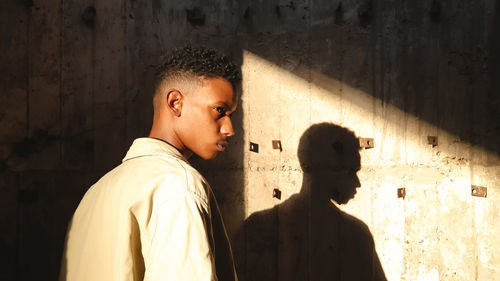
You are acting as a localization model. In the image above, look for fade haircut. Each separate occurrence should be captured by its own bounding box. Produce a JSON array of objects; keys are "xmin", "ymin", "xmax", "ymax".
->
[{"xmin": 153, "ymin": 45, "xmax": 242, "ymax": 108}]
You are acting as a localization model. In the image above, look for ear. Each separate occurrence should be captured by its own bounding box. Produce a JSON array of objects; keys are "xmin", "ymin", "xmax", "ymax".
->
[{"xmin": 165, "ymin": 89, "xmax": 183, "ymax": 116}]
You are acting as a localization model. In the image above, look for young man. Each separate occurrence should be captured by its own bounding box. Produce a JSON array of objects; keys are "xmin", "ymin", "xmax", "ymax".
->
[{"xmin": 59, "ymin": 46, "xmax": 241, "ymax": 281}]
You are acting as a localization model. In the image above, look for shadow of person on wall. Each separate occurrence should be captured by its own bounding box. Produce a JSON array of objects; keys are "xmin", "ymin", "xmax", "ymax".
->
[{"xmin": 245, "ymin": 123, "xmax": 386, "ymax": 281}]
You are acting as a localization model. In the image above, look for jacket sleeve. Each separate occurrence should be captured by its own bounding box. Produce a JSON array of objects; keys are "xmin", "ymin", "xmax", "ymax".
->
[{"xmin": 144, "ymin": 190, "xmax": 216, "ymax": 281}]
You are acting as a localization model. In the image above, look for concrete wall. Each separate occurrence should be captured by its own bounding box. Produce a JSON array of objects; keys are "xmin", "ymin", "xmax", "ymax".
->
[{"xmin": 1, "ymin": 0, "xmax": 498, "ymax": 280}]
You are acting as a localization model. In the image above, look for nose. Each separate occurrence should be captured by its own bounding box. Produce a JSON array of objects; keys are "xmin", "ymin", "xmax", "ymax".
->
[
  {"xmin": 354, "ymin": 174, "xmax": 361, "ymax": 188},
  {"xmin": 220, "ymin": 116, "xmax": 235, "ymax": 137}
]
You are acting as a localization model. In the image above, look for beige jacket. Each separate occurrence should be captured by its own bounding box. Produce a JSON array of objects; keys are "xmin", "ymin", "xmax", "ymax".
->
[{"xmin": 59, "ymin": 138, "xmax": 238, "ymax": 281}]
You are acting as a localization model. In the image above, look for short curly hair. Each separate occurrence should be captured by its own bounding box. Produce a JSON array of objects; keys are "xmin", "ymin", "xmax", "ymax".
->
[
  {"xmin": 298, "ymin": 123, "xmax": 360, "ymax": 172},
  {"xmin": 154, "ymin": 45, "xmax": 242, "ymax": 92}
]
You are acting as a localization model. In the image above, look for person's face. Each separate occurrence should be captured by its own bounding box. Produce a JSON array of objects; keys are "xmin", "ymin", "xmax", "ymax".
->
[
  {"xmin": 178, "ymin": 77, "xmax": 237, "ymax": 160},
  {"xmin": 328, "ymin": 164, "xmax": 361, "ymax": 204},
  {"xmin": 312, "ymin": 147, "xmax": 361, "ymax": 204}
]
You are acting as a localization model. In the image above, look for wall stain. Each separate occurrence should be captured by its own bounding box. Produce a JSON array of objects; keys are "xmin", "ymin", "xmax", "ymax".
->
[
  {"xmin": 429, "ymin": 0, "xmax": 442, "ymax": 24},
  {"xmin": 152, "ymin": 0, "xmax": 162, "ymax": 21},
  {"xmin": 81, "ymin": 6, "xmax": 96, "ymax": 28},
  {"xmin": 186, "ymin": 7, "xmax": 206, "ymax": 26},
  {"xmin": 275, "ymin": 5, "xmax": 281, "ymax": 18},
  {"xmin": 0, "ymin": 160, "xmax": 6, "ymax": 174},
  {"xmin": 21, "ymin": 0, "xmax": 34, "ymax": 9},
  {"xmin": 243, "ymin": 7, "xmax": 251, "ymax": 20},
  {"xmin": 335, "ymin": 2, "xmax": 344, "ymax": 25},
  {"xmin": 358, "ymin": 0, "xmax": 373, "ymax": 28},
  {"xmin": 18, "ymin": 189, "xmax": 39, "ymax": 204},
  {"xmin": 11, "ymin": 130, "xmax": 58, "ymax": 158}
]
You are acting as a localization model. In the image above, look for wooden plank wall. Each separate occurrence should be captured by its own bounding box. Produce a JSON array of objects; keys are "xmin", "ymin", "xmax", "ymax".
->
[
  {"xmin": 0, "ymin": 0, "xmax": 27, "ymax": 278},
  {"xmin": 0, "ymin": 0, "xmax": 498, "ymax": 280}
]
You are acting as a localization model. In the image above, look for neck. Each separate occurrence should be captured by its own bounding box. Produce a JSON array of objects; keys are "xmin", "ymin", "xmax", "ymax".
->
[
  {"xmin": 301, "ymin": 172, "xmax": 335, "ymax": 206},
  {"xmin": 148, "ymin": 117, "xmax": 193, "ymax": 160}
]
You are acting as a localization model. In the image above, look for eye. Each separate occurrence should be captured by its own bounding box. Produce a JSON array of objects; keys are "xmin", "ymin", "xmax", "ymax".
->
[
  {"xmin": 214, "ymin": 106, "xmax": 228, "ymax": 118},
  {"xmin": 215, "ymin": 107, "xmax": 225, "ymax": 114}
]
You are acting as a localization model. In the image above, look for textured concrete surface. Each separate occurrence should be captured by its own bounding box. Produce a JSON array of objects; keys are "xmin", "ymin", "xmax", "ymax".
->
[{"xmin": 1, "ymin": 0, "xmax": 499, "ymax": 280}]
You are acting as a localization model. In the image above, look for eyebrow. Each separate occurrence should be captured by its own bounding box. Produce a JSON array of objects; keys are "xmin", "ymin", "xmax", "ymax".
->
[{"xmin": 215, "ymin": 102, "xmax": 236, "ymax": 112}]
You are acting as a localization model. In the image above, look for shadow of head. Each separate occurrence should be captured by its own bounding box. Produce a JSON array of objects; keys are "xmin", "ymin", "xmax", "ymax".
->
[{"xmin": 298, "ymin": 123, "xmax": 361, "ymax": 205}]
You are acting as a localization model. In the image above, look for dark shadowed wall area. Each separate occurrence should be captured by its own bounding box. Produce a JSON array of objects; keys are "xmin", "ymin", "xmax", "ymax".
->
[{"xmin": 1, "ymin": 0, "xmax": 499, "ymax": 280}]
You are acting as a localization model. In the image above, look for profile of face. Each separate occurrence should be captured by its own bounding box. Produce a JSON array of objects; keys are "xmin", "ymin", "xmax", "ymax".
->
[
  {"xmin": 177, "ymin": 77, "xmax": 238, "ymax": 160},
  {"xmin": 298, "ymin": 123, "xmax": 362, "ymax": 204},
  {"xmin": 314, "ymin": 156, "xmax": 361, "ymax": 205}
]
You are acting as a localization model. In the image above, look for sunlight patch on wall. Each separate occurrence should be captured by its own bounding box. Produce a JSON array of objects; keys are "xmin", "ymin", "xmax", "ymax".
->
[
  {"xmin": 240, "ymin": 49, "xmax": 492, "ymax": 207},
  {"xmin": 240, "ymin": 50, "xmax": 500, "ymax": 281}
]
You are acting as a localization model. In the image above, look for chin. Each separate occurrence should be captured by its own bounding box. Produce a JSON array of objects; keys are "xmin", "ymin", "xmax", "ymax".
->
[
  {"xmin": 198, "ymin": 151, "xmax": 218, "ymax": 160},
  {"xmin": 331, "ymin": 192, "xmax": 353, "ymax": 205}
]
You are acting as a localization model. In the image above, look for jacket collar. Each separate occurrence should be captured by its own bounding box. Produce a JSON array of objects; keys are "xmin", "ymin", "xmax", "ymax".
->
[{"xmin": 122, "ymin": 137, "xmax": 188, "ymax": 163}]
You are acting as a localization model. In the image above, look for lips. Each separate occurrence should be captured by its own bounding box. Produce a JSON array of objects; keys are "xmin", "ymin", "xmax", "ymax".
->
[{"xmin": 216, "ymin": 141, "xmax": 228, "ymax": 151}]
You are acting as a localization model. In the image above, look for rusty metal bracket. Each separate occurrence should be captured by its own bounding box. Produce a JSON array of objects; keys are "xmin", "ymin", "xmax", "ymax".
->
[
  {"xmin": 471, "ymin": 185, "xmax": 487, "ymax": 198},
  {"xmin": 427, "ymin": 136, "xmax": 438, "ymax": 147},
  {"xmin": 272, "ymin": 140, "xmax": 282, "ymax": 151},
  {"xmin": 359, "ymin": 138, "xmax": 374, "ymax": 149},
  {"xmin": 397, "ymin": 187, "xmax": 406, "ymax": 199},
  {"xmin": 250, "ymin": 142, "xmax": 259, "ymax": 153},
  {"xmin": 273, "ymin": 188, "xmax": 282, "ymax": 200}
]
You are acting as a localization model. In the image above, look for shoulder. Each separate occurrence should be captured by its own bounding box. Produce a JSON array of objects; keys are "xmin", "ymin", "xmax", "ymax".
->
[
  {"xmin": 339, "ymin": 210, "xmax": 375, "ymax": 245},
  {"xmin": 171, "ymin": 160, "xmax": 211, "ymax": 207},
  {"xmin": 116, "ymin": 154, "xmax": 211, "ymax": 209}
]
